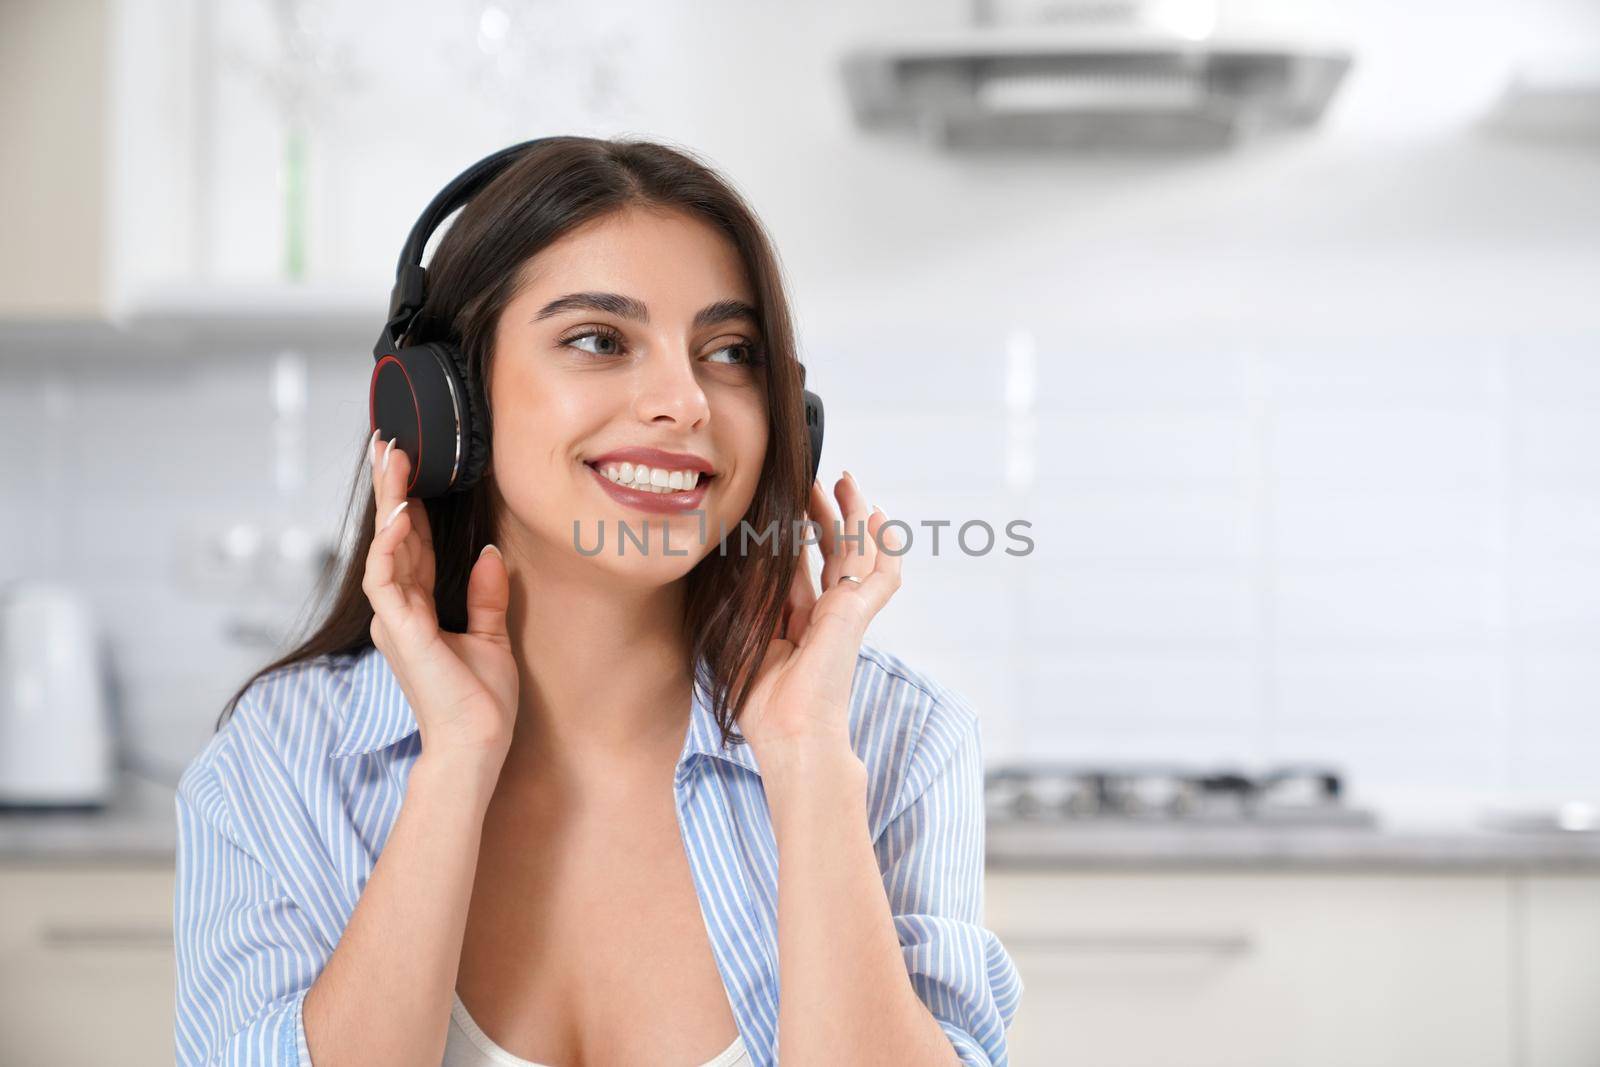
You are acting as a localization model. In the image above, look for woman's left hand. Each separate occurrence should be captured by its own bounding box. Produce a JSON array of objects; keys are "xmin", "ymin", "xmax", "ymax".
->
[{"xmin": 737, "ymin": 471, "xmax": 905, "ymax": 758}]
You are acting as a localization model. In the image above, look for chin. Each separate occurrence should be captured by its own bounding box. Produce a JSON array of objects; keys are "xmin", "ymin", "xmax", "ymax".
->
[{"xmin": 584, "ymin": 540, "xmax": 714, "ymax": 588}]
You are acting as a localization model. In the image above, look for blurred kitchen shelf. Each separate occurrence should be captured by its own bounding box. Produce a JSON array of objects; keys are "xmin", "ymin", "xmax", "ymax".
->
[
  {"xmin": 120, "ymin": 280, "xmax": 382, "ymax": 352},
  {"xmin": 0, "ymin": 315, "xmax": 162, "ymax": 360},
  {"xmin": 0, "ymin": 279, "xmax": 384, "ymax": 360}
]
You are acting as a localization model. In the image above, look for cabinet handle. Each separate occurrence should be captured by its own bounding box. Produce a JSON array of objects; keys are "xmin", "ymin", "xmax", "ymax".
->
[
  {"xmin": 1002, "ymin": 930, "xmax": 1255, "ymax": 956},
  {"xmin": 37, "ymin": 921, "xmax": 174, "ymax": 949}
]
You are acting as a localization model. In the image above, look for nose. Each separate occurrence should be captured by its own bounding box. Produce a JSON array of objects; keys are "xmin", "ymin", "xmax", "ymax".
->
[{"xmin": 631, "ymin": 343, "xmax": 711, "ymax": 430}]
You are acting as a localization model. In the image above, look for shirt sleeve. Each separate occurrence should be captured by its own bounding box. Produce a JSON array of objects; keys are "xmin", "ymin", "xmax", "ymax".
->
[
  {"xmin": 173, "ymin": 752, "xmax": 323, "ymax": 1066},
  {"xmin": 876, "ymin": 697, "xmax": 1024, "ymax": 1066}
]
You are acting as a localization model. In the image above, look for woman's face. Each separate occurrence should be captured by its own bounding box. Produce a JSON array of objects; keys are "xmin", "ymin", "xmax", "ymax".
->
[{"xmin": 487, "ymin": 204, "xmax": 770, "ymax": 584}]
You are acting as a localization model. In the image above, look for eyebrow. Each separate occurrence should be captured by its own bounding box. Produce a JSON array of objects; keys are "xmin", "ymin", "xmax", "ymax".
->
[{"xmin": 532, "ymin": 292, "xmax": 760, "ymax": 333}]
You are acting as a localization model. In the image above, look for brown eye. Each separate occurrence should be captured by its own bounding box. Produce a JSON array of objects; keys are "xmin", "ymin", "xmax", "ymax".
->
[
  {"xmin": 706, "ymin": 342, "xmax": 763, "ymax": 366},
  {"xmin": 562, "ymin": 329, "xmax": 624, "ymax": 357}
]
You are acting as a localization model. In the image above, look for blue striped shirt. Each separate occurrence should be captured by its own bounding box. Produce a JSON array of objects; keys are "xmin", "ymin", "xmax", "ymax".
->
[{"xmin": 173, "ymin": 640, "xmax": 1023, "ymax": 1066}]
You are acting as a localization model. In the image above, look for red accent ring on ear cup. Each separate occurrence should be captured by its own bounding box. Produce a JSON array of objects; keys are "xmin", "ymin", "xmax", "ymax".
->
[
  {"xmin": 370, "ymin": 342, "xmax": 488, "ymax": 499},
  {"xmin": 370, "ymin": 353, "xmax": 425, "ymax": 496}
]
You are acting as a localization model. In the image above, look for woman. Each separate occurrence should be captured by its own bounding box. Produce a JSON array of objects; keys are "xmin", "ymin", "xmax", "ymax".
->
[{"xmin": 173, "ymin": 136, "xmax": 1021, "ymax": 1067}]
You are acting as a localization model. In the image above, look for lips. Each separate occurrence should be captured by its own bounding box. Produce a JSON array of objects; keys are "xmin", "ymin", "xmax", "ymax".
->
[
  {"xmin": 582, "ymin": 459, "xmax": 712, "ymax": 515},
  {"xmin": 585, "ymin": 446, "xmax": 716, "ymax": 474}
]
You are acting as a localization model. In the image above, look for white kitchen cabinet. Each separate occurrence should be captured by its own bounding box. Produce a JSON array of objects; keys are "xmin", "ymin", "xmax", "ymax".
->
[
  {"xmin": 1522, "ymin": 875, "xmax": 1600, "ymax": 1067},
  {"xmin": 986, "ymin": 870, "xmax": 1514, "ymax": 1067},
  {"xmin": 0, "ymin": 862, "xmax": 176, "ymax": 1067},
  {"xmin": 0, "ymin": 0, "xmax": 110, "ymax": 318}
]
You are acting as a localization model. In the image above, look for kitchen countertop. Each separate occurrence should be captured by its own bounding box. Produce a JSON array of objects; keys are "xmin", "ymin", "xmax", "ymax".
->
[
  {"xmin": 7, "ymin": 774, "xmax": 1600, "ymax": 873},
  {"xmin": 986, "ymin": 818, "xmax": 1600, "ymax": 873},
  {"xmin": 0, "ymin": 773, "xmax": 179, "ymax": 865}
]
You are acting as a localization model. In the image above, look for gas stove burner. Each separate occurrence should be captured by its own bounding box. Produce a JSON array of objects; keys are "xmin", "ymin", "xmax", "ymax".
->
[{"xmin": 984, "ymin": 761, "xmax": 1377, "ymax": 828}]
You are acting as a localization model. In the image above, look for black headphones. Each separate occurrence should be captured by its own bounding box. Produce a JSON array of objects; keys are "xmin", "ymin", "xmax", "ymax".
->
[{"xmin": 370, "ymin": 138, "xmax": 825, "ymax": 500}]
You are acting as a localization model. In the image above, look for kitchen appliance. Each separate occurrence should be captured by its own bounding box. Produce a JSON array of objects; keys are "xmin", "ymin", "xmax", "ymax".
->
[
  {"xmin": 985, "ymin": 760, "xmax": 1378, "ymax": 827},
  {"xmin": 0, "ymin": 581, "xmax": 116, "ymax": 808},
  {"xmin": 1480, "ymin": 800, "xmax": 1600, "ymax": 834},
  {"xmin": 1484, "ymin": 52, "xmax": 1600, "ymax": 144},
  {"xmin": 840, "ymin": 0, "xmax": 1354, "ymax": 150}
]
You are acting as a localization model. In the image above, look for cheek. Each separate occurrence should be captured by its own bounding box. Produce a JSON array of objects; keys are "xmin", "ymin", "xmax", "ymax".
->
[
  {"xmin": 723, "ymin": 393, "xmax": 771, "ymax": 495},
  {"xmin": 491, "ymin": 364, "xmax": 592, "ymax": 462},
  {"xmin": 487, "ymin": 380, "xmax": 586, "ymax": 503}
]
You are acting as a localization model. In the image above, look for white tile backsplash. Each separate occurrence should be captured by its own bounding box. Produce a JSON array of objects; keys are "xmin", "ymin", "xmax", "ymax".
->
[
  {"xmin": 1274, "ymin": 652, "xmax": 1501, "ymax": 725},
  {"xmin": 1511, "ymin": 341, "xmax": 1600, "ymax": 407},
  {"xmin": 1036, "ymin": 413, "xmax": 1257, "ymax": 485},
  {"xmin": 1261, "ymin": 340, "xmax": 1500, "ymax": 407},
  {"xmin": 1514, "ymin": 410, "xmax": 1600, "ymax": 485},
  {"xmin": 823, "ymin": 409, "xmax": 1007, "ymax": 491},
  {"xmin": 1027, "ymin": 486, "xmax": 1258, "ymax": 564},
  {"xmin": 1275, "ymin": 566, "xmax": 1503, "ymax": 647},
  {"xmin": 1273, "ymin": 718, "xmax": 1505, "ymax": 792},
  {"xmin": 1513, "ymin": 564, "xmax": 1600, "ymax": 647},
  {"xmin": 1022, "ymin": 564, "xmax": 1258, "ymax": 651},
  {"xmin": 1028, "ymin": 654, "xmax": 1261, "ymax": 726},
  {"xmin": 1512, "ymin": 490, "xmax": 1600, "ymax": 560},
  {"xmin": 1273, "ymin": 487, "xmax": 1498, "ymax": 563},
  {"xmin": 1032, "ymin": 339, "xmax": 1252, "ymax": 413},
  {"xmin": 9, "ymin": 336, "xmax": 1600, "ymax": 814},
  {"xmin": 1269, "ymin": 409, "xmax": 1501, "ymax": 490}
]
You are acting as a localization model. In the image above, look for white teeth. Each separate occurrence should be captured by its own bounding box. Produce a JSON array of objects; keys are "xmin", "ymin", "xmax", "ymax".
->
[{"xmin": 592, "ymin": 461, "xmax": 707, "ymax": 493}]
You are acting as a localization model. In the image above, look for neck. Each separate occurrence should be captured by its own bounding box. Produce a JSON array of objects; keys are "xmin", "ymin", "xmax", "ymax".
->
[{"xmin": 496, "ymin": 539, "xmax": 697, "ymax": 786}]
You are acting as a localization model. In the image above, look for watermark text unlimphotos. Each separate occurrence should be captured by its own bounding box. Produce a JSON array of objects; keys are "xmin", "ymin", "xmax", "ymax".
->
[{"xmin": 572, "ymin": 513, "xmax": 1034, "ymax": 558}]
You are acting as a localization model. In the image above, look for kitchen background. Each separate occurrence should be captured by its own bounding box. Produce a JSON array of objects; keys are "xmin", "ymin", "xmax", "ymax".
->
[{"xmin": 3, "ymin": 0, "xmax": 1600, "ymax": 1065}]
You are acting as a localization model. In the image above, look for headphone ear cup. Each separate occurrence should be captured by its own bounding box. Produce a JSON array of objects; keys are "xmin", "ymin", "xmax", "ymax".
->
[
  {"xmin": 435, "ymin": 341, "xmax": 491, "ymax": 495},
  {"xmin": 369, "ymin": 341, "xmax": 489, "ymax": 499},
  {"xmin": 802, "ymin": 387, "xmax": 825, "ymax": 486}
]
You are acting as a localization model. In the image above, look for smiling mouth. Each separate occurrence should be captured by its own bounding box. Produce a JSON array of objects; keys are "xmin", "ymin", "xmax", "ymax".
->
[{"xmin": 583, "ymin": 460, "xmax": 716, "ymax": 495}]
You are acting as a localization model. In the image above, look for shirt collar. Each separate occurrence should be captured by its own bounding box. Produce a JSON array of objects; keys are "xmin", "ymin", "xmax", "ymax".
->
[{"xmin": 328, "ymin": 644, "xmax": 762, "ymax": 779}]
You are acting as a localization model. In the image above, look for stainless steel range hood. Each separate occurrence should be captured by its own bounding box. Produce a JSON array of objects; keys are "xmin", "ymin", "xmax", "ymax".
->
[{"xmin": 840, "ymin": 25, "xmax": 1354, "ymax": 151}]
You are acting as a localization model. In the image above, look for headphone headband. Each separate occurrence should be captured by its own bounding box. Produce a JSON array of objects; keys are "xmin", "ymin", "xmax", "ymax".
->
[{"xmin": 375, "ymin": 137, "xmax": 563, "ymax": 360}]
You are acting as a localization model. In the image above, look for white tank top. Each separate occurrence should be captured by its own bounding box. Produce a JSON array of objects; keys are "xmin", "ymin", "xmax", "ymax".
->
[{"xmin": 442, "ymin": 990, "xmax": 753, "ymax": 1067}]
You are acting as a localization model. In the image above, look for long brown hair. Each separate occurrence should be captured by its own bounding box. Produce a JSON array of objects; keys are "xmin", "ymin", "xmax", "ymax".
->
[{"xmin": 215, "ymin": 136, "xmax": 809, "ymax": 749}]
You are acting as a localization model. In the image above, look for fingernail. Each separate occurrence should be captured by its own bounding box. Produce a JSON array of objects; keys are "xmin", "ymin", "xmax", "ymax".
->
[
  {"xmin": 382, "ymin": 437, "xmax": 397, "ymax": 474},
  {"xmin": 368, "ymin": 428, "xmax": 381, "ymax": 467},
  {"xmin": 479, "ymin": 543, "xmax": 501, "ymax": 561},
  {"xmin": 382, "ymin": 500, "xmax": 407, "ymax": 530},
  {"xmin": 842, "ymin": 469, "xmax": 853, "ymax": 483}
]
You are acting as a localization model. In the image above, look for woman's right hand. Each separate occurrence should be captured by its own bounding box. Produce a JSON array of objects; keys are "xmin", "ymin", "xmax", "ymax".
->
[{"xmin": 363, "ymin": 430, "xmax": 519, "ymax": 769}]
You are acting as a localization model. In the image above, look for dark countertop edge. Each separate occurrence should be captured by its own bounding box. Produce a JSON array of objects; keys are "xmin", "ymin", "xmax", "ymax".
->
[
  {"xmin": 6, "ymin": 849, "xmax": 1600, "ymax": 874},
  {"xmin": 986, "ymin": 853, "xmax": 1600, "ymax": 874},
  {"xmin": 0, "ymin": 851, "xmax": 178, "ymax": 867}
]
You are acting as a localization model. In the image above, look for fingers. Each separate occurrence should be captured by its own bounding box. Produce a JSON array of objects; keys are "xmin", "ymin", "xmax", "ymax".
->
[
  {"xmin": 365, "ymin": 429, "xmax": 432, "ymax": 652},
  {"xmin": 809, "ymin": 477, "xmax": 841, "ymax": 591},
  {"xmin": 364, "ymin": 486, "xmax": 413, "ymax": 637},
  {"xmin": 370, "ymin": 429, "xmax": 400, "ymax": 524},
  {"xmin": 792, "ymin": 470, "xmax": 906, "ymax": 656},
  {"xmin": 828, "ymin": 471, "xmax": 905, "ymax": 595},
  {"xmin": 466, "ymin": 543, "xmax": 511, "ymax": 644},
  {"xmin": 862, "ymin": 506, "xmax": 905, "ymax": 601},
  {"xmin": 784, "ymin": 542, "xmax": 819, "ymax": 646},
  {"xmin": 830, "ymin": 470, "xmax": 876, "ymax": 585}
]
